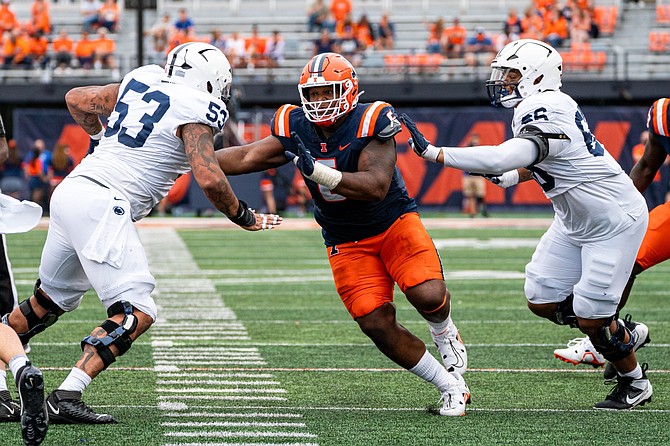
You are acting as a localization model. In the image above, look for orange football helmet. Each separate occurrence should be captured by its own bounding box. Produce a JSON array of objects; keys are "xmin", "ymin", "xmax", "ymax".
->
[{"xmin": 298, "ymin": 53, "xmax": 361, "ymax": 127}]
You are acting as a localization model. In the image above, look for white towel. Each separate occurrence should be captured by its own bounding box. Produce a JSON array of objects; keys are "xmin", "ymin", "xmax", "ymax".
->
[
  {"xmin": 81, "ymin": 193, "xmax": 130, "ymax": 268},
  {"xmin": 0, "ymin": 193, "xmax": 43, "ymax": 233}
]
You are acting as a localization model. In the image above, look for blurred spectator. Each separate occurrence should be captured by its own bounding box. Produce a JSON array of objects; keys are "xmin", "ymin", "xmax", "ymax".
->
[
  {"xmin": 461, "ymin": 133, "xmax": 488, "ymax": 218},
  {"xmin": 80, "ymin": 0, "xmax": 101, "ymax": 33},
  {"xmin": 355, "ymin": 14, "xmax": 375, "ymax": 51},
  {"xmin": 2, "ymin": 29, "xmax": 32, "ymax": 70},
  {"xmin": 74, "ymin": 30, "xmax": 95, "ymax": 68},
  {"xmin": 313, "ymin": 28, "xmax": 336, "ymax": 55},
  {"xmin": 464, "ymin": 26, "xmax": 495, "ymax": 67},
  {"xmin": 336, "ymin": 21, "xmax": 362, "ymax": 66},
  {"xmin": 31, "ymin": 0, "xmax": 51, "ymax": 36},
  {"xmin": 375, "ymin": 13, "xmax": 395, "ymax": 50},
  {"xmin": 0, "ymin": 140, "xmax": 24, "ymax": 199},
  {"xmin": 543, "ymin": 8, "xmax": 568, "ymax": 48},
  {"xmin": 225, "ymin": 31, "xmax": 247, "ymax": 68},
  {"xmin": 32, "ymin": 29, "xmax": 50, "ymax": 69},
  {"xmin": 426, "ymin": 17, "xmax": 445, "ymax": 54},
  {"xmin": 46, "ymin": 143, "xmax": 74, "ymax": 201},
  {"xmin": 209, "ymin": 28, "xmax": 226, "ymax": 53},
  {"xmin": 93, "ymin": 26, "xmax": 117, "ymax": 75},
  {"xmin": 504, "ymin": 8, "xmax": 522, "ymax": 39},
  {"xmin": 259, "ymin": 169, "xmax": 278, "ymax": 214},
  {"xmin": 265, "ymin": 29, "xmax": 285, "ymax": 68},
  {"xmin": 22, "ymin": 141, "xmax": 48, "ymax": 210},
  {"xmin": 520, "ymin": 6, "xmax": 543, "ymax": 40},
  {"xmin": 174, "ymin": 8, "xmax": 194, "ymax": 33},
  {"xmin": 569, "ymin": 7, "xmax": 591, "ymax": 44},
  {"xmin": 97, "ymin": 0, "xmax": 118, "ymax": 32},
  {"xmin": 330, "ymin": 0, "xmax": 351, "ymax": 34},
  {"xmin": 307, "ymin": 0, "xmax": 329, "ymax": 32},
  {"xmin": 145, "ymin": 12, "xmax": 172, "ymax": 62},
  {"xmin": 52, "ymin": 28, "xmax": 73, "ymax": 71},
  {"xmin": 444, "ymin": 17, "xmax": 467, "ymax": 58},
  {"xmin": 0, "ymin": 0, "xmax": 17, "ymax": 34},
  {"xmin": 246, "ymin": 24, "xmax": 267, "ymax": 68}
]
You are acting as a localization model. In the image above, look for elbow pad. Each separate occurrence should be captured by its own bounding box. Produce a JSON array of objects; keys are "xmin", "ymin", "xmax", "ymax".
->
[{"xmin": 517, "ymin": 125, "xmax": 569, "ymax": 166}]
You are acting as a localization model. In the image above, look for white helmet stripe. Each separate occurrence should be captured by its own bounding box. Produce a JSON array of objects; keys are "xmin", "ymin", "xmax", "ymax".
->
[
  {"xmin": 360, "ymin": 101, "xmax": 384, "ymax": 137},
  {"xmin": 655, "ymin": 98, "xmax": 668, "ymax": 136}
]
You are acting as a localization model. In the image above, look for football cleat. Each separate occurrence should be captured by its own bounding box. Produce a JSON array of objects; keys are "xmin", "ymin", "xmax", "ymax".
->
[
  {"xmin": 594, "ymin": 363, "xmax": 652, "ymax": 410},
  {"xmin": 432, "ymin": 320, "xmax": 468, "ymax": 375},
  {"xmin": 46, "ymin": 390, "xmax": 116, "ymax": 424},
  {"xmin": 603, "ymin": 315, "xmax": 650, "ymax": 382},
  {"xmin": 17, "ymin": 362, "xmax": 48, "ymax": 445},
  {"xmin": 437, "ymin": 373, "xmax": 469, "ymax": 416},
  {"xmin": 554, "ymin": 337, "xmax": 605, "ymax": 367},
  {"xmin": 0, "ymin": 389, "xmax": 20, "ymax": 422}
]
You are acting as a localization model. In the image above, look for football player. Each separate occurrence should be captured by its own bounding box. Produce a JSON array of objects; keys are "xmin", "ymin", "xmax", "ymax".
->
[
  {"xmin": 401, "ymin": 39, "xmax": 652, "ymax": 410},
  {"xmin": 0, "ymin": 42, "xmax": 282, "ymax": 424},
  {"xmin": 554, "ymin": 98, "xmax": 670, "ymax": 379},
  {"xmin": 216, "ymin": 52, "xmax": 470, "ymax": 416}
]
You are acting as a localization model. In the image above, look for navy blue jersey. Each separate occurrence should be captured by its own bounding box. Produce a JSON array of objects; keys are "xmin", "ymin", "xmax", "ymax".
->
[
  {"xmin": 647, "ymin": 98, "xmax": 670, "ymax": 155},
  {"xmin": 271, "ymin": 101, "xmax": 418, "ymax": 245}
]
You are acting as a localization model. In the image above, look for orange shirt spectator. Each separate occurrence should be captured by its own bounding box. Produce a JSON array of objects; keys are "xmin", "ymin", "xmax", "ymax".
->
[
  {"xmin": 31, "ymin": 0, "xmax": 51, "ymax": 35},
  {"xmin": 74, "ymin": 31, "xmax": 96, "ymax": 67},
  {"xmin": 98, "ymin": 0, "xmax": 118, "ymax": 32},
  {"xmin": 94, "ymin": 29, "xmax": 115, "ymax": 54},
  {"xmin": 520, "ymin": 7, "xmax": 544, "ymax": 40},
  {"xmin": 31, "ymin": 32, "xmax": 48, "ymax": 57},
  {"xmin": 444, "ymin": 17, "xmax": 467, "ymax": 57},
  {"xmin": 330, "ymin": 0, "xmax": 351, "ymax": 29},
  {"xmin": 52, "ymin": 29, "xmax": 73, "ymax": 54},
  {"xmin": 0, "ymin": 1, "xmax": 18, "ymax": 33}
]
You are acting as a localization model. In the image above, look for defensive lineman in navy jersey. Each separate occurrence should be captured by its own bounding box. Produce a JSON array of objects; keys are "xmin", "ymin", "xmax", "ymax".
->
[{"xmin": 217, "ymin": 52, "xmax": 471, "ymax": 416}]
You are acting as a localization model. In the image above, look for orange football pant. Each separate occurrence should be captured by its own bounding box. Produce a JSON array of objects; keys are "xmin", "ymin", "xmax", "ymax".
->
[
  {"xmin": 636, "ymin": 200, "xmax": 670, "ymax": 270},
  {"xmin": 327, "ymin": 212, "xmax": 444, "ymax": 319}
]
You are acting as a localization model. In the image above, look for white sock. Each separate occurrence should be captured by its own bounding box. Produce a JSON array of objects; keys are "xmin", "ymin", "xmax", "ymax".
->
[
  {"xmin": 428, "ymin": 315, "xmax": 452, "ymax": 339},
  {"xmin": 8, "ymin": 355, "xmax": 29, "ymax": 383},
  {"xmin": 618, "ymin": 363, "xmax": 643, "ymax": 380},
  {"xmin": 59, "ymin": 368, "xmax": 92, "ymax": 393},
  {"xmin": 0, "ymin": 370, "xmax": 7, "ymax": 392},
  {"xmin": 409, "ymin": 350, "xmax": 453, "ymax": 392}
]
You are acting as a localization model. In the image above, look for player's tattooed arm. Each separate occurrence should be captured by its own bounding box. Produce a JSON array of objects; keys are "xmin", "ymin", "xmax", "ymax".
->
[
  {"xmin": 65, "ymin": 83, "xmax": 121, "ymax": 135},
  {"xmin": 182, "ymin": 123, "xmax": 240, "ymax": 218}
]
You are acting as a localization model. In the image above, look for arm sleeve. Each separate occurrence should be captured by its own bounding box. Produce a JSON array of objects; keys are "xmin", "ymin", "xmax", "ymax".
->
[{"xmin": 440, "ymin": 138, "xmax": 539, "ymax": 174}]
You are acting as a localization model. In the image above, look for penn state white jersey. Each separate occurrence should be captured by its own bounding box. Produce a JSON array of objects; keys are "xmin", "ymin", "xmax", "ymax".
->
[
  {"xmin": 513, "ymin": 91, "xmax": 646, "ymax": 241},
  {"xmin": 70, "ymin": 65, "xmax": 229, "ymax": 220}
]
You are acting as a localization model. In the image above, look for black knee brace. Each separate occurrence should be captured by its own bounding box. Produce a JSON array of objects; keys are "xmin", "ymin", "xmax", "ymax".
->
[
  {"xmin": 591, "ymin": 317, "xmax": 635, "ymax": 362},
  {"xmin": 7, "ymin": 280, "xmax": 63, "ymax": 345},
  {"xmin": 81, "ymin": 301, "xmax": 138, "ymax": 370},
  {"xmin": 548, "ymin": 294, "xmax": 579, "ymax": 328}
]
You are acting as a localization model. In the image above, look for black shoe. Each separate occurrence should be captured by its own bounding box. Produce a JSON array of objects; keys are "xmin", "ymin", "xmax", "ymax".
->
[
  {"xmin": 46, "ymin": 390, "xmax": 116, "ymax": 424},
  {"xmin": 17, "ymin": 363, "xmax": 48, "ymax": 445},
  {"xmin": 603, "ymin": 314, "xmax": 651, "ymax": 382},
  {"xmin": 0, "ymin": 389, "xmax": 20, "ymax": 422},
  {"xmin": 595, "ymin": 363, "xmax": 652, "ymax": 410}
]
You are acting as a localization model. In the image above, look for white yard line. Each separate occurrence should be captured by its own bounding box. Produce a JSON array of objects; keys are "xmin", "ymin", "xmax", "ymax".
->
[{"xmin": 139, "ymin": 227, "xmax": 319, "ymax": 446}]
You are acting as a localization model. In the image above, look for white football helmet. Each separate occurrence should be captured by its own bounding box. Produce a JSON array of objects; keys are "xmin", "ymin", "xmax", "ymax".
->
[
  {"xmin": 486, "ymin": 39, "xmax": 562, "ymax": 108},
  {"xmin": 165, "ymin": 42, "xmax": 232, "ymax": 102}
]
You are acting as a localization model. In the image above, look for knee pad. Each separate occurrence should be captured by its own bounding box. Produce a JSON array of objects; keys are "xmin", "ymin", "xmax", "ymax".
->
[
  {"xmin": 590, "ymin": 318, "xmax": 635, "ymax": 362},
  {"xmin": 548, "ymin": 294, "xmax": 579, "ymax": 328},
  {"xmin": 81, "ymin": 301, "xmax": 138, "ymax": 370},
  {"xmin": 10, "ymin": 280, "xmax": 63, "ymax": 344}
]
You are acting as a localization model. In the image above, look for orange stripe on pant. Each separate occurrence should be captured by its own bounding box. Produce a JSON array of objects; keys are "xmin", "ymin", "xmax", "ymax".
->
[{"xmin": 327, "ymin": 212, "xmax": 444, "ymax": 319}]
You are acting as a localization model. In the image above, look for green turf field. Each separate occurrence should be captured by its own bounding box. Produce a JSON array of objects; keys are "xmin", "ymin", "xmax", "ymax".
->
[{"xmin": 1, "ymin": 223, "xmax": 668, "ymax": 445}]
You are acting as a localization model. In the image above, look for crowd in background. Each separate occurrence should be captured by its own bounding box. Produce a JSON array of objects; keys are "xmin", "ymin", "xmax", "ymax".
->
[{"xmin": 0, "ymin": 0, "xmax": 119, "ymax": 74}]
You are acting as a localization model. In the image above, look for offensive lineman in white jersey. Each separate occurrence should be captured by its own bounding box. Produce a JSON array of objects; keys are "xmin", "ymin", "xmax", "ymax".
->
[
  {"xmin": 400, "ymin": 39, "xmax": 652, "ymax": 409},
  {"xmin": 1, "ymin": 42, "xmax": 282, "ymax": 424}
]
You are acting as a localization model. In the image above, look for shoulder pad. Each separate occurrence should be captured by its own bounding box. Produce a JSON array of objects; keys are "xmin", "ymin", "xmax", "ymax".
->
[
  {"xmin": 648, "ymin": 98, "xmax": 670, "ymax": 137},
  {"xmin": 356, "ymin": 101, "xmax": 396, "ymax": 139},
  {"xmin": 272, "ymin": 104, "xmax": 300, "ymax": 137},
  {"xmin": 518, "ymin": 125, "xmax": 569, "ymax": 166}
]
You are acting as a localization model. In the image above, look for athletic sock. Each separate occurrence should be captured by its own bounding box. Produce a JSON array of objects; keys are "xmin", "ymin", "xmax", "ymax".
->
[
  {"xmin": 428, "ymin": 315, "xmax": 452, "ymax": 339},
  {"xmin": 59, "ymin": 368, "xmax": 92, "ymax": 393},
  {"xmin": 8, "ymin": 355, "xmax": 29, "ymax": 383},
  {"xmin": 0, "ymin": 370, "xmax": 7, "ymax": 392},
  {"xmin": 618, "ymin": 363, "xmax": 643, "ymax": 380},
  {"xmin": 409, "ymin": 349, "xmax": 452, "ymax": 393}
]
